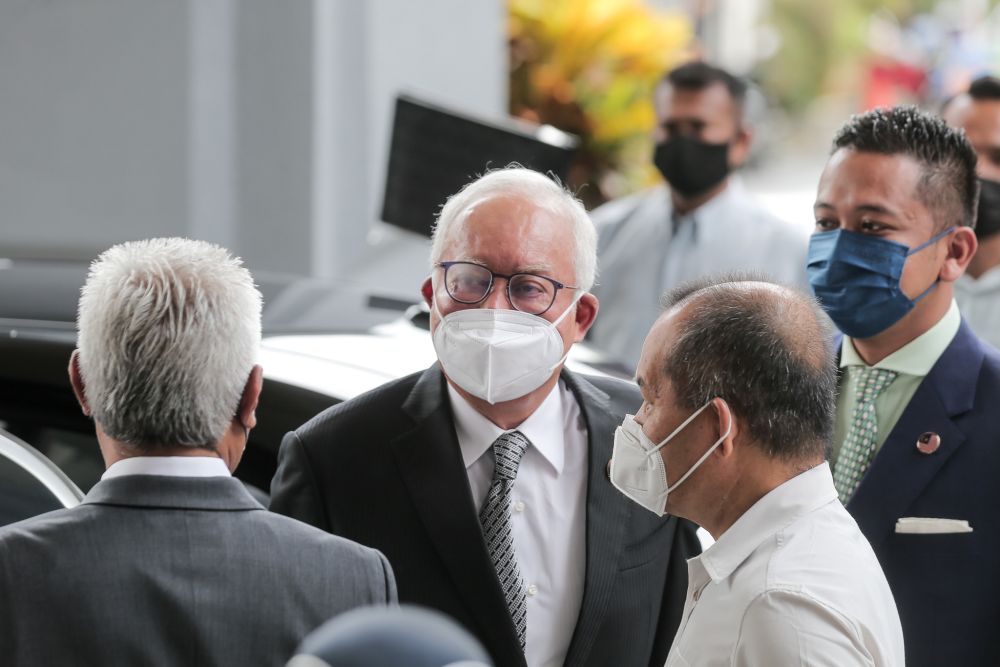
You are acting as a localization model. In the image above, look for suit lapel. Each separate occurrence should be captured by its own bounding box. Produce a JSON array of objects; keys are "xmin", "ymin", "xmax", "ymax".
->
[
  {"xmin": 562, "ymin": 371, "xmax": 632, "ymax": 666},
  {"xmin": 389, "ymin": 365, "xmax": 526, "ymax": 667},
  {"xmin": 846, "ymin": 321, "xmax": 983, "ymax": 549}
]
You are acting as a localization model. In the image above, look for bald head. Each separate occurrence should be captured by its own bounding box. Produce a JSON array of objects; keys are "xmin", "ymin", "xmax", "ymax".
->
[{"xmin": 655, "ymin": 275, "xmax": 836, "ymax": 462}]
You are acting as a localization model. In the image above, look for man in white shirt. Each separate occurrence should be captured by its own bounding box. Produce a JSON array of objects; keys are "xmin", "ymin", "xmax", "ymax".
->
[
  {"xmin": 271, "ymin": 167, "xmax": 700, "ymax": 667},
  {"xmin": 0, "ymin": 238, "xmax": 396, "ymax": 667},
  {"xmin": 589, "ymin": 61, "xmax": 810, "ymax": 371},
  {"xmin": 943, "ymin": 75, "xmax": 1000, "ymax": 350},
  {"xmin": 609, "ymin": 275, "xmax": 904, "ymax": 666}
]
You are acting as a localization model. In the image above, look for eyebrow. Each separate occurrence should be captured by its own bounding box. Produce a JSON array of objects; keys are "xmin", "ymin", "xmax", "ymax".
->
[
  {"xmin": 459, "ymin": 258, "xmax": 556, "ymax": 276},
  {"xmin": 813, "ymin": 201, "xmax": 898, "ymax": 217}
]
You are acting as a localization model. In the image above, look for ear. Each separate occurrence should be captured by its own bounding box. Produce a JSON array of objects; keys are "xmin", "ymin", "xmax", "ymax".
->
[
  {"xmin": 67, "ymin": 350, "xmax": 92, "ymax": 417},
  {"xmin": 420, "ymin": 276, "xmax": 434, "ymax": 307},
  {"xmin": 728, "ymin": 126, "xmax": 752, "ymax": 169},
  {"xmin": 710, "ymin": 397, "xmax": 738, "ymax": 458},
  {"xmin": 939, "ymin": 226, "xmax": 977, "ymax": 282},
  {"xmin": 571, "ymin": 292, "xmax": 599, "ymax": 343},
  {"xmin": 237, "ymin": 365, "xmax": 264, "ymax": 432}
]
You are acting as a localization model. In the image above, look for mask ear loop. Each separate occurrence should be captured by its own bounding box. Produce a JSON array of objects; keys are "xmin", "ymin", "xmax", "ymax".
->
[
  {"xmin": 904, "ymin": 225, "xmax": 957, "ymax": 304},
  {"xmin": 647, "ymin": 401, "xmax": 712, "ymax": 454},
  {"xmin": 664, "ymin": 399, "xmax": 734, "ymax": 494},
  {"xmin": 546, "ymin": 290, "xmax": 586, "ymax": 372}
]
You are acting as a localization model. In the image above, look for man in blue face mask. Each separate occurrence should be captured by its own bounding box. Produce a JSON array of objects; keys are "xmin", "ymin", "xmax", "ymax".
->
[{"xmin": 807, "ymin": 105, "xmax": 1000, "ymax": 667}]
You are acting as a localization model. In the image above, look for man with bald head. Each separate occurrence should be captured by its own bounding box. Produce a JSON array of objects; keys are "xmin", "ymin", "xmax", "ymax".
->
[
  {"xmin": 271, "ymin": 167, "xmax": 698, "ymax": 667},
  {"xmin": 610, "ymin": 275, "xmax": 904, "ymax": 666}
]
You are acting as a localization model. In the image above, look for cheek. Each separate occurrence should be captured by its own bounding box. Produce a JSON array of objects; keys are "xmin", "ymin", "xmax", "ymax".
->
[{"xmin": 900, "ymin": 244, "xmax": 943, "ymax": 295}]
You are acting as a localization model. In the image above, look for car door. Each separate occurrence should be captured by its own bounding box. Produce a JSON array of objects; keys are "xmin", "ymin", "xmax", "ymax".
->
[{"xmin": 0, "ymin": 429, "xmax": 84, "ymax": 528}]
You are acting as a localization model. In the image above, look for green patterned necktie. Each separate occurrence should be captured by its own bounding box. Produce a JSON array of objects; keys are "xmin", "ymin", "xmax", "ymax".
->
[{"xmin": 834, "ymin": 367, "xmax": 899, "ymax": 503}]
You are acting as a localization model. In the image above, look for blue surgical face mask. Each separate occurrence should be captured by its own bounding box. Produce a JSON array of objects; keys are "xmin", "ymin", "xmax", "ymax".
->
[{"xmin": 807, "ymin": 226, "xmax": 955, "ymax": 339}]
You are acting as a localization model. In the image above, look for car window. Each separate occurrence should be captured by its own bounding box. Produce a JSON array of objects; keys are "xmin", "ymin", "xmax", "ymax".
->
[{"xmin": 0, "ymin": 430, "xmax": 83, "ymax": 528}]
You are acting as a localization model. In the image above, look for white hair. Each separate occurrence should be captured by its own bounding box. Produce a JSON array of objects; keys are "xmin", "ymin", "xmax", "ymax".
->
[
  {"xmin": 429, "ymin": 166, "xmax": 598, "ymax": 291},
  {"xmin": 77, "ymin": 238, "xmax": 262, "ymax": 449}
]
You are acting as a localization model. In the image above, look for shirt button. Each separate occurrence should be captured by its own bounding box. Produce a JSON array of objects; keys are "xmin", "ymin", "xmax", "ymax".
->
[
  {"xmin": 527, "ymin": 584, "xmax": 538, "ymax": 597},
  {"xmin": 513, "ymin": 500, "xmax": 526, "ymax": 513}
]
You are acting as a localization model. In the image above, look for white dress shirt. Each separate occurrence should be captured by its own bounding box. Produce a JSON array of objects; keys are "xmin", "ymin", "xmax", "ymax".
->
[
  {"xmin": 955, "ymin": 267, "xmax": 1000, "ymax": 351},
  {"xmin": 101, "ymin": 456, "xmax": 232, "ymax": 480},
  {"xmin": 665, "ymin": 463, "xmax": 904, "ymax": 667},
  {"xmin": 590, "ymin": 179, "xmax": 812, "ymax": 370},
  {"xmin": 448, "ymin": 380, "xmax": 587, "ymax": 667}
]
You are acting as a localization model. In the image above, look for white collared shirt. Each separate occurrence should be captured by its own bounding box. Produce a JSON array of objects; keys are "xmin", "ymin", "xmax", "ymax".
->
[
  {"xmin": 665, "ymin": 463, "xmax": 904, "ymax": 667},
  {"xmin": 101, "ymin": 456, "xmax": 232, "ymax": 480},
  {"xmin": 955, "ymin": 267, "xmax": 1000, "ymax": 351},
  {"xmin": 448, "ymin": 380, "xmax": 587, "ymax": 667}
]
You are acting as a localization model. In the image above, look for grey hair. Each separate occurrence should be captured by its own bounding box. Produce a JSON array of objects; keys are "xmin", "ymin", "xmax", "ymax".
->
[
  {"xmin": 77, "ymin": 238, "xmax": 262, "ymax": 449},
  {"xmin": 429, "ymin": 166, "xmax": 598, "ymax": 291},
  {"xmin": 659, "ymin": 272, "xmax": 836, "ymax": 463}
]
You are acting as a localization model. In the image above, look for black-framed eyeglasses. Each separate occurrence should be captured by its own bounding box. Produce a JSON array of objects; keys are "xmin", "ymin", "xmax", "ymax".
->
[{"xmin": 437, "ymin": 261, "xmax": 578, "ymax": 316}]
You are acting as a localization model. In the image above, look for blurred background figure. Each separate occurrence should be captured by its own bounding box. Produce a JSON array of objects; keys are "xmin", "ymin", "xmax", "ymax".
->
[
  {"xmin": 286, "ymin": 606, "xmax": 493, "ymax": 667},
  {"xmin": 942, "ymin": 75, "xmax": 1000, "ymax": 350},
  {"xmin": 587, "ymin": 61, "xmax": 809, "ymax": 372}
]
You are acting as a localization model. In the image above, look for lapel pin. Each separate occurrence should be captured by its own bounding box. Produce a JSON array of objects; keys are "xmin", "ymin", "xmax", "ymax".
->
[{"xmin": 916, "ymin": 432, "xmax": 941, "ymax": 455}]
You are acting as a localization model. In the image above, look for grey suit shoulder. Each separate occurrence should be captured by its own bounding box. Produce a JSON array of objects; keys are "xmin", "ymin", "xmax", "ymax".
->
[{"xmin": 0, "ymin": 474, "xmax": 396, "ymax": 667}]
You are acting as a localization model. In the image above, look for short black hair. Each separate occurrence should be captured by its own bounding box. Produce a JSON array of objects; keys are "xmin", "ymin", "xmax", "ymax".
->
[
  {"xmin": 833, "ymin": 105, "xmax": 978, "ymax": 228},
  {"xmin": 663, "ymin": 61, "xmax": 747, "ymax": 112},
  {"xmin": 659, "ymin": 274, "xmax": 835, "ymax": 463},
  {"xmin": 969, "ymin": 75, "xmax": 1000, "ymax": 101}
]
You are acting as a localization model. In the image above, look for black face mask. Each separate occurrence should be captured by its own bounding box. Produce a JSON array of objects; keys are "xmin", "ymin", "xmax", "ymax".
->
[
  {"xmin": 976, "ymin": 177, "xmax": 1000, "ymax": 240},
  {"xmin": 653, "ymin": 135, "xmax": 731, "ymax": 198}
]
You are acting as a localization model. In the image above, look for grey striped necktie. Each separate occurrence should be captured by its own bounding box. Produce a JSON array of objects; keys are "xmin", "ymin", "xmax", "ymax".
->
[{"xmin": 479, "ymin": 430, "xmax": 529, "ymax": 651}]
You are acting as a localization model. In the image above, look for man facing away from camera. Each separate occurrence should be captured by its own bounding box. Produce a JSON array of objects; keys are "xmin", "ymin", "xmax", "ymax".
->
[
  {"xmin": 610, "ymin": 275, "xmax": 904, "ymax": 666},
  {"xmin": 0, "ymin": 238, "xmax": 396, "ymax": 667}
]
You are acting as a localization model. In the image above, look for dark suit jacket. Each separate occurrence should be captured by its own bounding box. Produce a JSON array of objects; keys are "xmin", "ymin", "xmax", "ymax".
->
[
  {"xmin": 0, "ymin": 474, "xmax": 396, "ymax": 667},
  {"xmin": 840, "ymin": 321, "xmax": 1000, "ymax": 666},
  {"xmin": 270, "ymin": 366, "xmax": 700, "ymax": 667}
]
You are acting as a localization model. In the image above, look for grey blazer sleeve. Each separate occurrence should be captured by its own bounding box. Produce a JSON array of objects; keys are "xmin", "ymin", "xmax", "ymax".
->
[
  {"xmin": 270, "ymin": 431, "xmax": 329, "ymax": 530},
  {"xmin": 377, "ymin": 550, "xmax": 398, "ymax": 605}
]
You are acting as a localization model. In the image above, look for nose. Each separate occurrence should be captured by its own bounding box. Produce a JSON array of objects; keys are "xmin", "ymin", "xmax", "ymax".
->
[{"xmin": 481, "ymin": 277, "xmax": 515, "ymax": 310}]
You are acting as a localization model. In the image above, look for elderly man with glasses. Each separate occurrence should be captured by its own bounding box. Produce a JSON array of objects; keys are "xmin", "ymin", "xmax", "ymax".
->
[{"xmin": 271, "ymin": 167, "xmax": 699, "ymax": 667}]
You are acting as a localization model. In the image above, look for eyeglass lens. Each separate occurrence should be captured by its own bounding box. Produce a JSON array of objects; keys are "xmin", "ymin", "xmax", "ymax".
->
[{"xmin": 444, "ymin": 263, "xmax": 556, "ymax": 315}]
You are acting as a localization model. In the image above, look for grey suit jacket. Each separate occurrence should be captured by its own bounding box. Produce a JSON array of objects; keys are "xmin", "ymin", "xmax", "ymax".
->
[{"xmin": 0, "ymin": 474, "xmax": 396, "ymax": 667}]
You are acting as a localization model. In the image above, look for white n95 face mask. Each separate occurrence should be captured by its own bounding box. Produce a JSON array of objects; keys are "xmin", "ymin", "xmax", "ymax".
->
[
  {"xmin": 610, "ymin": 400, "xmax": 732, "ymax": 516},
  {"xmin": 432, "ymin": 293, "xmax": 582, "ymax": 405}
]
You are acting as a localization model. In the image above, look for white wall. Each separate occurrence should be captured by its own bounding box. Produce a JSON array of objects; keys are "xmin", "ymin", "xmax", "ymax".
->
[{"xmin": 0, "ymin": 0, "xmax": 505, "ymax": 298}]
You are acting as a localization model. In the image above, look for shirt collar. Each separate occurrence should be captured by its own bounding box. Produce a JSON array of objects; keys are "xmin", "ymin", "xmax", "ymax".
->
[
  {"xmin": 697, "ymin": 462, "xmax": 838, "ymax": 583},
  {"xmin": 840, "ymin": 299, "xmax": 961, "ymax": 376},
  {"xmin": 448, "ymin": 380, "xmax": 567, "ymax": 475},
  {"xmin": 671, "ymin": 177, "xmax": 746, "ymax": 241},
  {"xmin": 102, "ymin": 455, "xmax": 232, "ymax": 480}
]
